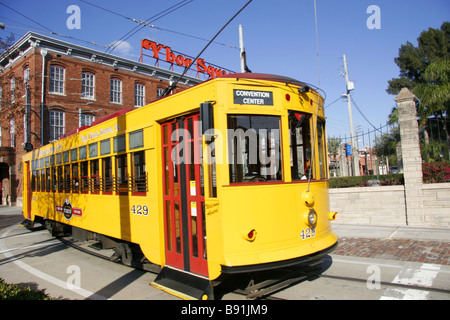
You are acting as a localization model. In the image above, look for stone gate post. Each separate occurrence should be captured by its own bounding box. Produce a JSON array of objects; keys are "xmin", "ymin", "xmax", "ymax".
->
[{"xmin": 394, "ymin": 88, "xmax": 423, "ymax": 225}]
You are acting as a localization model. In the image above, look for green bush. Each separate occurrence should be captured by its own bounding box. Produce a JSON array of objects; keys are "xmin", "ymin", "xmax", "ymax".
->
[
  {"xmin": 329, "ymin": 174, "xmax": 404, "ymax": 188},
  {"xmin": 0, "ymin": 278, "xmax": 52, "ymax": 300}
]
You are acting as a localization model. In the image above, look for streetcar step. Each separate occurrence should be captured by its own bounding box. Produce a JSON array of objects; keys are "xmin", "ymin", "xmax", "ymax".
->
[{"xmin": 151, "ymin": 267, "xmax": 213, "ymax": 300}]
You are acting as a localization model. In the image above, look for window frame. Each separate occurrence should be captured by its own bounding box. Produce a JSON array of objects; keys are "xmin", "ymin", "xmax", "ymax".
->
[
  {"xmin": 50, "ymin": 65, "xmax": 65, "ymax": 94},
  {"xmin": 81, "ymin": 72, "xmax": 95, "ymax": 100},
  {"xmin": 110, "ymin": 78, "xmax": 122, "ymax": 104}
]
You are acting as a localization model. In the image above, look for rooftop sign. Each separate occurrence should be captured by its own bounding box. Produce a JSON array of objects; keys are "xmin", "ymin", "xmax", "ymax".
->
[{"xmin": 140, "ymin": 39, "xmax": 234, "ymax": 79}]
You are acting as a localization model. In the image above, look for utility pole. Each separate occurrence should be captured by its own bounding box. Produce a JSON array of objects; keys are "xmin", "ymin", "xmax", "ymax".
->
[{"xmin": 342, "ymin": 54, "xmax": 360, "ymax": 176}]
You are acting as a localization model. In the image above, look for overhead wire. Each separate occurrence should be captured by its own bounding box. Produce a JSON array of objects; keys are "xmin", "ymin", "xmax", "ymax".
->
[
  {"xmin": 160, "ymin": 0, "xmax": 254, "ymax": 97},
  {"xmin": 103, "ymin": 0, "xmax": 194, "ymax": 54},
  {"xmin": 0, "ymin": 1, "xmax": 111, "ymax": 49},
  {"xmin": 0, "ymin": 1, "xmax": 53, "ymax": 33},
  {"xmin": 80, "ymin": 0, "xmax": 238, "ymax": 52}
]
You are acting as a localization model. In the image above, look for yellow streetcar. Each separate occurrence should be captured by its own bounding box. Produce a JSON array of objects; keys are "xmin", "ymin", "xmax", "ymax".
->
[{"xmin": 21, "ymin": 73, "xmax": 338, "ymax": 299}]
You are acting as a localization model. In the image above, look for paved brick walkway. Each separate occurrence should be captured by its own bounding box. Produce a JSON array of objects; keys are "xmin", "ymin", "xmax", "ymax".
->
[{"xmin": 333, "ymin": 237, "xmax": 450, "ymax": 265}]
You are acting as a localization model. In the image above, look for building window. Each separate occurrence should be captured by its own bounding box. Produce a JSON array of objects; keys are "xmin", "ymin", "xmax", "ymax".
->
[
  {"xmin": 23, "ymin": 67, "xmax": 30, "ymax": 89},
  {"xmin": 156, "ymin": 87, "xmax": 164, "ymax": 99},
  {"xmin": 81, "ymin": 72, "xmax": 95, "ymax": 99},
  {"xmin": 134, "ymin": 83, "xmax": 145, "ymax": 107},
  {"xmin": 10, "ymin": 76, "xmax": 15, "ymax": 103},
  {"xmin": 110, "ymin": 78, "xmax": 122, "ymax": 104},
  {"xmin": 50, "ymin": 66, "xmax": 65, "ymax": 94},
  {"xmin": 50, "ymin": 110, "xmax": 65, "ymax": 141},
  {"xmin": 9, "ymin": 118, "xmax": 15, "ymax": 147},
  {"xmin": 80, "ymin": 113, "xmax": 95, "ymax": 127}
]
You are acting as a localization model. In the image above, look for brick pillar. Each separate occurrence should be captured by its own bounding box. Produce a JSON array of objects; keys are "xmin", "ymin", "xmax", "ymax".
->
[{"xmin": 394, "ymin": 88, "xmax": 423, "ymax": 225}]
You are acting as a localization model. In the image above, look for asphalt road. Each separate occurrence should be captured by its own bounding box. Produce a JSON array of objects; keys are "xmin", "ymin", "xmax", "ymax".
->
[{"xmin": 0, "ymin": 206, "xmax": 449, "ymax": 303}]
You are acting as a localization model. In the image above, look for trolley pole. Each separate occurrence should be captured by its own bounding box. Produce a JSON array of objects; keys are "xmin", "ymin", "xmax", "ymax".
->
[
  {"xmin": 342, "ymin": 54, "xmax": 359, "ymax": 176},
  {"xmin": 239, "ymin": 24, "xmax": 245, "ymax": 73}
]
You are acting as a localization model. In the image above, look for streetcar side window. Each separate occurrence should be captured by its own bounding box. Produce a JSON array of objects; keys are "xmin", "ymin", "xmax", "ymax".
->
[
  {"xmin": 90, "ymin": 159, "xmax": 100, "ymax": 193},
  {"xmin": 289, "ymin": 111, "xmax": 313, "ymax": 180},
  {"xmin": 131, "ymin": 150, "xmax": 147, "ymax": 193},
  {"xmin": 115, "ymin": 154, "xmax": 128, "ymax": 194},
  {"xmin": 317, "ymin": 118, "xmax": 328, "ymax": 180},
  {"xmin": 102, "ymin": 157, "xmax": 113, "ymax": 193},
  {"xmin": 227, "ymin": 115, "xmax": 282, "ymax": 183}
]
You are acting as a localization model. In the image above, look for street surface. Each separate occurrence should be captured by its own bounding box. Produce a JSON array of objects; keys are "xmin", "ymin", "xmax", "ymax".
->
[{"xmin": 1, "ymin": 206, "xmax": 449, "ymax": 301}]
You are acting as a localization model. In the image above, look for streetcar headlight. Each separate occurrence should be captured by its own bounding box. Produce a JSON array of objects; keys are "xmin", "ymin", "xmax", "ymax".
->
[{"xmin": 307, "ymin": 209, "xmax": 317, "ymax": 229}]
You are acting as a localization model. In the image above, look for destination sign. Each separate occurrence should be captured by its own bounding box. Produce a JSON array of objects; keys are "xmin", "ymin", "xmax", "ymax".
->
[{"xmin": 233, "ymin": 89, "xmax": 273, "ymax": 106}]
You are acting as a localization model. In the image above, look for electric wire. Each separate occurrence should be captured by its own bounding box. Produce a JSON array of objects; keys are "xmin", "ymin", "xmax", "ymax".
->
[
  {"xmin": 0, "ymin": 1, "xmax": 53, "ymax": 33},
  {"xmin": 160, "ymin": 0, "xmax": 254, "ymax": 97},
  {"xmin": 104, "ymin": 0, "xmax": 194, "ymax": 54},
  {"xmin": 0, "ymin": 2, "xmax": 111, "ymax": 49},
  {"xmin": 80, "ymin": 0, "xmax": 238, "ymax": 52},
  {"xmin": 350, "ymin": 95, "xmax": 384, "ymax": 133}
]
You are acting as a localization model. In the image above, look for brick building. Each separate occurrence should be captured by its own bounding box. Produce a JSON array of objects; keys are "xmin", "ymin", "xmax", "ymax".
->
[{"xmin": 0, "ymin": 32, "xmax": 201, "ymax": 206}]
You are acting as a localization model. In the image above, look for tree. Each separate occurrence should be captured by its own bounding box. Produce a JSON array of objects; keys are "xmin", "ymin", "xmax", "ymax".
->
[
  {"xmin": 374, "ymin": 127, "xmax": 400, "ymax": 165},
  {"xmin": 414, "ymin": 58, "xmax": 450, "ymax": 152},
  {"xmin": 387, "ymin": 22, "xmax": 450, "ymax": 156},
  {"xmin": 0, "ymin": 33, "xmax": 15, "ymax": 55},
  {"xmin": 387, "ymin": 22, "xmax": 449, "ymax": 95}
]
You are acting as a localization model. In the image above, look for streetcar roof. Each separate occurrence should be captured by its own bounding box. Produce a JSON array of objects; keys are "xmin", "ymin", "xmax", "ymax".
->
[{"xmin": 218, "ymin": 73, "xmax": 317, "ymax": 92}]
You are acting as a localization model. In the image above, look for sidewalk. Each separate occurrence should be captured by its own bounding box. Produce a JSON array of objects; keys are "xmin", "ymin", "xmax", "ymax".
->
[{"xmin": 331, "ymin": 222, "xmax": 450, "ymax": 265}]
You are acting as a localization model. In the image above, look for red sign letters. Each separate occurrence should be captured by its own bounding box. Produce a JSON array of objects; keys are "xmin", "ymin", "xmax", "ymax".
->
[{"xmin": 141, "ymin": 39, "xmax": 229, "ymax": 79}]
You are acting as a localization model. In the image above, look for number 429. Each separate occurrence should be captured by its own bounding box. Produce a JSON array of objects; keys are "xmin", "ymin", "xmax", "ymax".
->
[{"xmin": 131, "ymin": 205, "xmax": 149, "ymax": 216}]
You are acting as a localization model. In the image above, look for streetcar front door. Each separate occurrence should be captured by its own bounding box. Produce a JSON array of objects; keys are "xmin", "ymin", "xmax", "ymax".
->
[{"xmin": 161, "ymin": 114, "xmax": 208, "ymax": 276}]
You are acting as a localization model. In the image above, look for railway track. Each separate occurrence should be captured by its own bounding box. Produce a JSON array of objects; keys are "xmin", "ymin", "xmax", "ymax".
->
[{"xmin": 59, "ymin": 235, "xmax": 450, "ymax": 300}]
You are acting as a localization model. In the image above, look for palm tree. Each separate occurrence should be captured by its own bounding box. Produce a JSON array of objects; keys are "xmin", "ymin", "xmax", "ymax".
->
[{"xmin": 413, "ymin": 58, "xmax": 450, "ymax": 153}]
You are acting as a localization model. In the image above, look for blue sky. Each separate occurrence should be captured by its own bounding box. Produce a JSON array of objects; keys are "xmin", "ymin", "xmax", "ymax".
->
[{"xmin": 1, "ymin": 0, "xmax": 449, "ymax": 146}]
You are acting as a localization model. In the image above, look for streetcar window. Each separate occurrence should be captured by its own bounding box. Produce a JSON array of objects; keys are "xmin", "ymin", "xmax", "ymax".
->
[
  {"xmin": 40, "ymin": 169, "xmax": 45, "ymax": 191},
  {"xmin": 227, "ymin": 115, "xmax": 282, "ymax": 183},
  {"xmin": 57, "ymin": 166, "xmax": 63, "ymax": 192},
  {"xmin": 100, "ymin": 139, "xmax": 110, "ymax": 156},
  {"xmin": 64, "ymin": 164, "xmax": 70, "ymax": 192},
  {"xmin": 114, "ymin": 134, "xmax": 126, "ymax": 153},
  {"xmin": 45, "ymin": 168, "xmax": 51, "ymax": 191},
  {"xmin": 89, "ymin": 142, "xmax": 98, "ymax": 158},
  {"xmin": 72, "ymin": 162, "xmax": 79, "ymax": 192},
  {"xmin": 289, "ymin": 111, "xmax": 313, "ymax": 180},
  {"xmin": 102, "ymin": 157, "xmax": 113, "ymax": 192},
  {"xmin": 129, "ymin": 129, "xmax": 143, "ymax": 150},
  {"xmin": 131, "ymin": 151, "xmax": 147, "ymax": 193},
  {"xmin": 90, "ymin": 159, "xmax": 100, "ymax": 193},
  {"xmin": 63, "ymin": 151, "xmax": 69, "ymax": 163},
  {"xmin": 51, "ymin": 167, "xmax": 56, "ymax": 192},
  {"xmin": 71, "ymin": 149, "xmax": 77, "ymax": 162},
  {"xmin": 317, "ymin": 118, "xmax": 328, "ymax": 179},
  {"xmin": 79, "ymin": 146, "xmax": 87, "ymax": 160},
  {"xmin": 56, "ymin": 153, "xmax": 62, "ymax": 165},
  {"xmin": 80, "ymin": 161, "xmax": 89, "ymax": 193},
  {"xmin": 116, "ymin": 154, "xmax": 128, "ymax": 194},
  {"xmin": 31, "ymin": 170, "xmax": 37, "ymax": 191}
]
